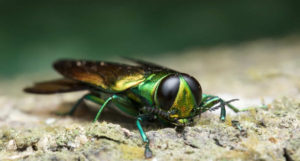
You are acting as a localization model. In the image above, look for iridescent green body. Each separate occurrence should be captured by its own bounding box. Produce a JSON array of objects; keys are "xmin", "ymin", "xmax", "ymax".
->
[
  {"xmin": 24, "ymin": 58, "xmax": 265, "ymax": 158},
  {"xmin": 130, "ymin": 73, "xmax": 165, "ymax": 107}
]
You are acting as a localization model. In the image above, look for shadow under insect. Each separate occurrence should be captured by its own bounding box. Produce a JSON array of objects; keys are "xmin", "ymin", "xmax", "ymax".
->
[{"xmin": 56, "ymin": 100, "xmax": 165, "ymax": 131}]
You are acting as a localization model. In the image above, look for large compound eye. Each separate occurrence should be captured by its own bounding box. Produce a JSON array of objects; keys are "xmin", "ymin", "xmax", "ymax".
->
[
  {"xmin": 156, "ymin": 75, "xmax": 180, "ymax": 111},
  {"xmin": 182, "ymin": 74, "xmax": 202, "ymax": 105}
]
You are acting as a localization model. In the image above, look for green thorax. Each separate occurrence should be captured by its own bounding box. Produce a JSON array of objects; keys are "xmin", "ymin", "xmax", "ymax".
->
[{"xmin": 128, "ymin": 72, "xmax": 171, "ymax": 106}]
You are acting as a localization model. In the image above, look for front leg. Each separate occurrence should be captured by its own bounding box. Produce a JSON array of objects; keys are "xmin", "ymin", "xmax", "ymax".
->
[
  {"xmin": 136, "ymin": 115, "xmax": 153, "ymax": 158},
  {"xmin": 200, "ymin": 94, "xmax": 227, "ymax": 121},
  {"xmin": 200, "ymin": 94, "xmax": 267, "ymax": 121}
]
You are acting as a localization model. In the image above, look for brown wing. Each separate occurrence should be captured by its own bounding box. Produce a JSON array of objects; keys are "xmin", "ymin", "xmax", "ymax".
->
[
  {"xmin": 53, "ymin": 59, "xmax": 146, "ymax": 93},
  {"xmin": 24, "ymin": 79, "xmax": 88, "ymax": 94}
]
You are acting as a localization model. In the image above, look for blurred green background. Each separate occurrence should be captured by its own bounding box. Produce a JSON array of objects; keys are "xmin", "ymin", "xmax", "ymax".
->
[{"xmin": 0, "ymin": 0, "xmax": 299, "ymax": 77}]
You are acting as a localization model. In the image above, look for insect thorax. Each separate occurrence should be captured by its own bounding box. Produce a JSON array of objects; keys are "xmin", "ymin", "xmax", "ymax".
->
[{"xmin": 129, "ymin": 73, "xmax": 171, "ymax": 107}]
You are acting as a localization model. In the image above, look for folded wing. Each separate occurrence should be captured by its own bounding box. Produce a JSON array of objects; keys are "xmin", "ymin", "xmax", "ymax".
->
[
  {"xmin": 24, "ymin": 79, "xmax": 88, "ymax": 94},
  {"xmin": 53, "ymin": 59, "xmax": 146, "ymax": 93}
]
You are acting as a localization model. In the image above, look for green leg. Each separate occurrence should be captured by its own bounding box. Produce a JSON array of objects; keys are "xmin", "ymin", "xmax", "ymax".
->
[
  {"xmin": 231, "ymin": 120, "xmax": 242, "ymax": 131},
  {"xmin": 231, "ymin": 120, "xmax": 247, "ymax": 136},
  {"xmin": 201, "ymin": 95, "xmax": 221, "ymax": 113},
  {"xmin": 220, "ymin": 100, "xmax": 226, "ymax": 121},
  {"xmin": 201, "ymin": 94, "xmax": 268, "ymax": 121},
  {"xmin": 201, "ymin": 95, "xmax": 234, "ymax": 121},
  {"xmin": 204, "ymin": 97, "xmax": 226, "ymax": 121},
  {"xmin": 93, "ymin": 95, "xmax": 116, "ymax": 122},
  {"xmin": 58, "ymin": 93, "xmax": 92, "ymax": 116},
  {"xmin": 226, "ymin": 102, "xmax": 240, "ymax": 113},
  {"xmin": 87, "ymin": 94, "xmax": 138, "ymax": 122},
  {"xmin": 227, "ymin": 103, "xmax": 268, "ymax": 112},
  {"xmin": 222, "ymin": 97, "xmax": 268, "ymax": 113},
  {"xmin": 85, "ymin": 94, "xmax": 106, "ymax": 105},
  {"xmin": 136, "ymin": 116, "xmax": 152, "ymax": 158},
  {"xmin": 219, "ymin": 99, "xmax": 268, "ymax": 121}
]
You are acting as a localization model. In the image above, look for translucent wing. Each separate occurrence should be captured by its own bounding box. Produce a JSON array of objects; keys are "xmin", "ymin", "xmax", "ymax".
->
[
  {"xmin": 24, "ymin": 79, "xmax": 88, "ymax": 94},
  {"xmin": 53, "ymin": 59, "xmax": 146, "ymax": 93}
]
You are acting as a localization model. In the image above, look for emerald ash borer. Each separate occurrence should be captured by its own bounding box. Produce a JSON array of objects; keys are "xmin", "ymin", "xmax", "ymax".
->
[{"xmin": 24, "ymin": 58, "xmax": 254, "ymax": 158}]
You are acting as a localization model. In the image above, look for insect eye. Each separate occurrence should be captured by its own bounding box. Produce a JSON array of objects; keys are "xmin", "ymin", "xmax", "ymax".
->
[
  {"xmin": 182, "ymin": 74, "xmax": 202, "ymax": 106},
  {"xmin": 156, "ymin": 75, "xmax": 180, "ymax": 111}
]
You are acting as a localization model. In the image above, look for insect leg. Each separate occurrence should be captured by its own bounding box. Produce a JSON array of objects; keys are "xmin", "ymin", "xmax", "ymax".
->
[
  {"xmin": 225, "ymin": 102, "xmax": 241, "ymax": 113},
  {"xmin": 218, "ymin": 98, "xmax": 268, "ymax": 113},
  {"xmin": 84, "ymin": 94, "xmax": 107, "ymax": 105},
  {"xmin": 58, "ymin": 93, "xmax": 94, "ymax": 116},
  {"xmin": 200, "ymin": 95, "xmax": 221, "ymax": 113},
  {"xmin": 202, "ymin": 94, "xmax": 268, "ymax": 121},
  {"xmin": 228, "ymin": 103, "xmax": 268, "ymax": 112},
  {"xmin": 219, "ymin": 99, "xmax": 226, "ymax": 121},
  {"xmin": 93, "ymin": 95, "xmax": 117, "ymax": 122},
  {"xmin": 200, "ymin": 95, "xmax": 228, "ymax": 121},
  {"xmin": 136, "ymin": 116, "xmax": 153, "ymax": 158}
]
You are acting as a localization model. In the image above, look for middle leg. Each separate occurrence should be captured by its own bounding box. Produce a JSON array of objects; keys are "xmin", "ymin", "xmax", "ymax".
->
[{"xmin": 136, "ymin": 115, "xmax": 153, "ymax": 158}]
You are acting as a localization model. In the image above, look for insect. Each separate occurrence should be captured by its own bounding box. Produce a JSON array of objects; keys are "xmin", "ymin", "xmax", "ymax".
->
[{"xmin": 24, "ymin": 58, "xmax": 250, "ymax": 158}]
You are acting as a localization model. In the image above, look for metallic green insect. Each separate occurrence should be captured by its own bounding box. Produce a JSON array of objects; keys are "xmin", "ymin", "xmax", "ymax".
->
[{"xmin": 24, "ymin": 58, "xmax": 262, "ymax": 158}]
